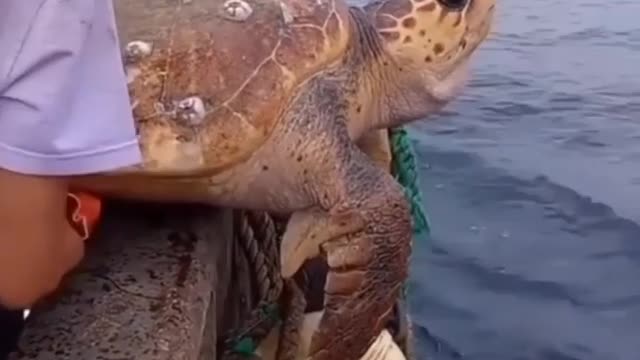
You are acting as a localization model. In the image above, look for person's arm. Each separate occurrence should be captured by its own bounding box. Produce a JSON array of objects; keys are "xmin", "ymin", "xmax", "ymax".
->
[
  {"xmin": 0, "ymin": 171, "xmax": 83, "ymax": 309},
  {"xmin": 0, "ymin": 0, "xmax": 141, "ymax": 309}
]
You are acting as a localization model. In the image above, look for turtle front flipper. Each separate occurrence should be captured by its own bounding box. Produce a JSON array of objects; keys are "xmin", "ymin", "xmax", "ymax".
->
[{"xmin": 280, "ymin": 149, "xmax": 412, "ymax": 360}]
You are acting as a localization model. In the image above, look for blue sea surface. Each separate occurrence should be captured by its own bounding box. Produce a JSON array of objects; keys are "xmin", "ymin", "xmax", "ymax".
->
[{"xmin": 359, "ymin": 0, "xmax": 640, "ymax": 359}]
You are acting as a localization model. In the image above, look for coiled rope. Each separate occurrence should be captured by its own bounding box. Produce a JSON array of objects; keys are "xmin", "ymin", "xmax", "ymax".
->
[{"xmin": 219, "ymin": 210, "xmax": 284, "ymax": 358}]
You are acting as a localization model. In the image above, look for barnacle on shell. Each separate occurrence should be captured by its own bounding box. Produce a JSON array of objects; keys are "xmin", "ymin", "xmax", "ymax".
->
[
  {"xmin": 176, "ymin": 96, "xmax": 207, "ymax": 125},
  {"xmin": 125, "ymin": 40, "xmax": 154, "ymax": 63},
  {"xmin": 221, "ymin": 0, "xmax": 253, "ymax": 22}
]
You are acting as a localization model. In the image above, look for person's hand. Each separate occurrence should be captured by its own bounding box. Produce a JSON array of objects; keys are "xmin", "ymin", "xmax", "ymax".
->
[
  {"xmin": 0, "ymin": 170, "xmax": 100, "ymax": 309},
  {"xmin": 33, "ymin": 192, "xmax": 103, "ymax": 310}
]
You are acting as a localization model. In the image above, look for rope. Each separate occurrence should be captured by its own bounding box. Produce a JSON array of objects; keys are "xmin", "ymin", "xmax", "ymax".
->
[
  {"xmin": 389, "ymin": 127, "xmax": 431, "ymax": 236},
  {"xmin": 388, "ymin": 126, "xmax": 427, "ymax": 330},
  {"xmin": 220, "ymin": 127, "xmax": 428, "ymax": 357},
  {"xmin": 219, "ymin": 210, "xmax": 283, "ymax": 358}
]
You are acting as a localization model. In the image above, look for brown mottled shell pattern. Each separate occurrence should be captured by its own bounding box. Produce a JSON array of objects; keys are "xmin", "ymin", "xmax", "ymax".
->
[{"xmin": 115, "ymin": 0, "xmax": 351, "ymax": 174}]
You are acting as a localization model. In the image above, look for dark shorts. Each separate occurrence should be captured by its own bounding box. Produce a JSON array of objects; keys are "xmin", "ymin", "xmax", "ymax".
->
[{"xmin": 0, "ymin": 307, "xmax": 23, "ymax": 359}]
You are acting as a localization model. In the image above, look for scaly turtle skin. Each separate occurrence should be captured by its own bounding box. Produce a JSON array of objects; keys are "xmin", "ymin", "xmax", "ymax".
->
[{"xmin": 72, "ymin": 0, "xmax": 496, "ymax": 359}]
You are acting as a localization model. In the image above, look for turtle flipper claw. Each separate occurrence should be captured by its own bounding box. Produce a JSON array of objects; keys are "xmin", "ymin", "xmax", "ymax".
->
[{"xmin": 280, "ymin": 208, "xmax": 365, "ymax": 279}]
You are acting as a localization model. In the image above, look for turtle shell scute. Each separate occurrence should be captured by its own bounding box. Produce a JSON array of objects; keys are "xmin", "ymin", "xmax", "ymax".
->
[{"xmin": 115, "ymin": 0, "xmax": 351, "ymax": 174}]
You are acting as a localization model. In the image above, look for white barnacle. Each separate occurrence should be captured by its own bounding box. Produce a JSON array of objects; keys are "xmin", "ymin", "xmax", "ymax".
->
[
  {"xmin": 222, "ymin": 0, "xmax": 253, "ymax": 22},
  {"xmin": 176, "ymin": 96, "xmax": 206, "ymax": 125},
  {"xmin": 125, "ymin": 40, "xmax": 153, "ymax": 62},
  {"xmin": 279, "ymin": 1, "xmax": 294, "ymax": 24}
]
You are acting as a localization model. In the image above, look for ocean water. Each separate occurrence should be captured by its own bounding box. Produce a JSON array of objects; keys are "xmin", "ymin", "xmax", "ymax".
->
[{"xmin": 391, "ymin": 0, "xmax": 640, "ymax": 359}]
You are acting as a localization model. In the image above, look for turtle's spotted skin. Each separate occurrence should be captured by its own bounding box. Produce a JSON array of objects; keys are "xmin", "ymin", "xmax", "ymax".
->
[{"xmin": 72, "ymin": 0, "xmax": 495, "ymax": 359}]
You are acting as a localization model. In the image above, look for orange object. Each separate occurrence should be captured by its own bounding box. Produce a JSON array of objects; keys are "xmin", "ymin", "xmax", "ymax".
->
[{"xmin": 66, "ymin": 192, "xmax": 102, "ymax": 240}]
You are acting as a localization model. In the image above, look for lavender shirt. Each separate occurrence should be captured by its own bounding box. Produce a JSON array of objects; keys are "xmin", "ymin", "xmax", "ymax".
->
[{"xmin": 0, "ymin": 0, "xmax": 142, "ymax": 176}]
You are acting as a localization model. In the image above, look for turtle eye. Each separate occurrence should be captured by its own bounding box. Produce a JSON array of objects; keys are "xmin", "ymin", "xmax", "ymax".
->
[{"xmin": 437, "ymin": 0, "xmax": 469, "ymax": 10}]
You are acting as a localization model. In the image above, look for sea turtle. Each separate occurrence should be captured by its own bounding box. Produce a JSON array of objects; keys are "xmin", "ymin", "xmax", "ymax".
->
[{"xmin": 72, "ymin": 0, "xmax": 496, "ymax": 359}]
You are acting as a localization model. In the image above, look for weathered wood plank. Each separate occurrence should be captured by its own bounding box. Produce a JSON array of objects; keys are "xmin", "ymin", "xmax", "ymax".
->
[{"xmin": 9, "ymin": 202, "xmax": 234, "ymax": 360}]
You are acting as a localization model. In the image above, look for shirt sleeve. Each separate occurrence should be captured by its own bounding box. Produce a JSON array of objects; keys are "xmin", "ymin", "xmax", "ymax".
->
[{"xmin": 0, "ymin": 0, "xmax": 142, "ymax": 176}]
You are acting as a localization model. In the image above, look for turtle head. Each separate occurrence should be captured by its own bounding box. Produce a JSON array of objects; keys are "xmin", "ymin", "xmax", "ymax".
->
[{"xmin": 363, "ymin": 0, "xmax": 496, "ymax": 126}]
